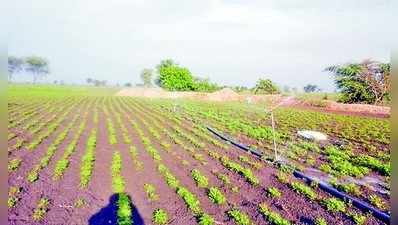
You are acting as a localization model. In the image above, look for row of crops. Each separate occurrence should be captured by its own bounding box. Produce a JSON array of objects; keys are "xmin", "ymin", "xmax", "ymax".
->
[{"xmin": 8, "ymin": 94, "xmax": 390, "ymax": 225}]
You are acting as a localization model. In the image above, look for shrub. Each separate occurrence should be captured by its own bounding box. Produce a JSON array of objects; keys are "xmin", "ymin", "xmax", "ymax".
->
[
  {"xmin": 322, "ymin": 198, "xmax": 346, "ymax": 213},
  {"xmin": 152, "ymin": 209, "xmax": 168, "ymax": 225},
  {"xmin": 207, "ymin": 187, "xmax": 226, "ymax": 205}
]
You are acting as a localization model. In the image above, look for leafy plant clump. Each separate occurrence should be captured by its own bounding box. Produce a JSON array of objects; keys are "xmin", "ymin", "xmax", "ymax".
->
[
  {"xmin": 32, "ymin": 198, "xmax": 50, "ymax": 221},
  {"xmin": 117, "ymin": 193, "xmax": 132, "ymax": 225},
  {"xmin": 207, "ymin": 187, "xmax": 226, "ymax": 205},
  {"xmin": 322, "ymin": 198, "xmax": 346, "ymax": 213},
  {"xmin": 227, "ymin": 209, "xmax": 252, "ymax": 225},
  {"xmin": 144, "ymin": 183, "xmax": 159, "ymax": 201},
  {"xmin": 177, "ymin": 187, "xmax": 202, "ymax": 215},
  {"xmin": 198, "ymin": 213, "xmax": 215, "ymax": 225},
  {"xmin": 291, "ymin": 182, "xmax": 317, "ymax": 200},
  {"xmin": 266, "ymin": 187, "xmax": 282, "ymax": 198},
  {"xmin": 191, "ymin": 169, "xmax": 209, "ymax": 188},
  {"xmin": 314, "ymin": 217, "xmax": 328, "ymax": 225},
  {"xmin": 152, "ymin": 208, "xmax": 168, "ymax": 225},
  {"xmin": 8, "ymin": 158, "xmax": 22, "ymax": 172},
  {"xmin": 259, "ymin": 203, "xmax": 291, "ymax": 225}
]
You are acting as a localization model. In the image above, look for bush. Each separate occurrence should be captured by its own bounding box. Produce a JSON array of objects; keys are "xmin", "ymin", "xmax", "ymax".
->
[{"xmin": 158, "ymin": 64, "xmax": 195, "ymax": 91}]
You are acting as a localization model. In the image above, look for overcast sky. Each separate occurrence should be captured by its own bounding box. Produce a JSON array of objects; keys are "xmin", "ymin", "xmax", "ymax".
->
[{"xmin": 5, "ymin": 0, "xmax": 396, "ymax": 91}]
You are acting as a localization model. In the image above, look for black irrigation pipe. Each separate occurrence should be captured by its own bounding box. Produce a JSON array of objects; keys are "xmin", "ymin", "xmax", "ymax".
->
[{"xmin": 206, "ymin": 126, "xmax": 390, "ymax": 224}]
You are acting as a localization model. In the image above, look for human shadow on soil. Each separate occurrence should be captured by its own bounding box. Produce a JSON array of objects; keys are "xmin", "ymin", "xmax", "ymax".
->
[{"xmin": 89, "ymin": 193, "xmax": 144, "ymax": 225}]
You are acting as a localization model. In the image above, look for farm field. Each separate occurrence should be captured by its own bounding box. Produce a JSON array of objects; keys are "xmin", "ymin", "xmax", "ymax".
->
[{"xmin": 8, "ymin": 85, "xmax": 390, "ymax": 225}]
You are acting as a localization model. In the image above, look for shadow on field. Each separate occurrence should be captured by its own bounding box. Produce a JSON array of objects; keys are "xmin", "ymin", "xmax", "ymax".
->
[{"xmin": 89, "ymin": 193, "xmax": 144, "ymax": 225}]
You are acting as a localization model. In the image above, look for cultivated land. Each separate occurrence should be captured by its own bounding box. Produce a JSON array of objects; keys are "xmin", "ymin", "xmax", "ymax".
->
[{"xmin": 8, "ymin": 85, "xmax": 390, "ymax": 225}]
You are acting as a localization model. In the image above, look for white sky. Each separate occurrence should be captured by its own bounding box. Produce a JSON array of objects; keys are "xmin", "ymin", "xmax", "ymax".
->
[{"xmin": 5, "ymin": 0, "xmax": 396, "ymax": 91}]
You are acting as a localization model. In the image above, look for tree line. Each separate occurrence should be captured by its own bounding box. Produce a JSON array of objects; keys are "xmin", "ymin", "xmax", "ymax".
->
[{"xmin": 8, "ymin": 56, "xmax": 49, "ymax": 83}]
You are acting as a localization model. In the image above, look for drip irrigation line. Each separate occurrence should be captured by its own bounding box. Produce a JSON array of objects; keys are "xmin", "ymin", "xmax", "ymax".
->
[{"xmin": 206, "ymin": 126, "xmax": 390, "ymax": 224}]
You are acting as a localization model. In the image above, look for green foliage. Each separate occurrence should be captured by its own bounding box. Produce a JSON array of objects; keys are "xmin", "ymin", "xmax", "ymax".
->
[
  {"xmin": 192, "ymin": 77, "xmax": 220, "ymax": 92},
  {"xmin": 8, "ymin": 158, "xmax": 21, "ymax": 172},
  {"xmin": 32, "ymin": 198, "xmax": 50, "ymax": 221},
  {"xmin": 198, "ymin": 213, "xmax": 215, "ymax": 225},
  {"xmin": 322, "ymin": 198, "xmax": 346, "ymax": 213},
  {"xmin": 152, "ymin": 208, "xmax": 168, "ymax": 225},
  {"xmin": 314, "ymin": 217, "xmax": 328, "ymax": 225},
  {"xmin": 207, "ymin": 187, "xmax": 226, "ymax": 205},
  {"xmin": 325, "ymin": 60, "xmax": 391, "ymax": 104},
  {"xmin": 291, "ymin": 182, "xmax": 317, "ymax": 200},
  {"xmin": 74, "ymin": 198, "xmax": 87, "ymax": 208},
  {"xmin": 177, "ymin": 187, "xmax": 202, "ymax": 214},
  {"xmin": 111, "ymin": 151, "xmax": 125, "ymax": 193},
  {"xmin": 220, "ymin": 156, "xmax": 259, "ymax": 186},
  {"xmin": 369, "ymin": 194, "xmax": 387, "ymax": 210},
  {"xmin": 158, "ymin": 64, "xmax": 195, "ymax": 91},
  {"xmin": 80, "ymin": 130, "xmax": 97, "ymax": 188},
  {"xmin": 227, "ymin": 209, "xmax": 252, "ymax": 225},
  {"xmin": 253, "ymin": 79, "xmax": 280, "ymax": 94},
  {"xmin": 259, "ymin": 203, "xmax": 291, "ymax": 225},
  {"xmin": 117, "ymin": 193, "xmax": 132, "ymax": 225},
  {"xmin": 191, "ymin": 169, "xmax": 209, "ymax": 188},
  {"xmin": 354, "ymin": 155, "xmax": 390, "ymax": 176},
  {"xmin": 348, "ymin": 212, "xmax": 367, "ymax": 225},
  {"xmin": 144, "ymin": 183, "xmax": 159, "ymax": 201},
  {"xmin": 8, "ymin": 186, "xmax": 21, "ymax": 208},
  {"xmin": 266, "ymin": 187, "xmax": 281, "ymax": 198}
]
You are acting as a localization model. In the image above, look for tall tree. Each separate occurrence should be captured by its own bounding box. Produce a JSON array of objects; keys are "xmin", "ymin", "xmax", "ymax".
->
[
  {"xmin": 8, "ymin": 56, "xmax": 23, "ymax": 81},
  {"xmin": 325, "ymin": 59, "xmax": 391, "ymax": 104},
  {"xmin": 140, "ymin": 68, "xmax": 153, "ymax": 87},
  {"xmin": 24, "ymin": 56, "xmax": 49, "ymax": 83}
]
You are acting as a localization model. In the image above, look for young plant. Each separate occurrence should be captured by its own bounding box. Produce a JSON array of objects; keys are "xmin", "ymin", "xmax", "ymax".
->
[
  {"xmin": 369, "ymin": 194, "xmax": 387, "ymax": 210},
  {"xmin": 8, "ymin": 158, "xmax": 22, "ymax": 172},
  {"xmin": 227, "ymin": 209, "xmax": 252, "ymax": 225},
  {"xmin": 291, "ymin": 182, "xmax": 317, "ymax": 200},
  {"xmin": 117, "ymin": 193, "xmax": 132, "ymax": 225},
  {"xmin": 32, "ymin": 198, "xmax": 50, "ymax": 221},
  {"xmin": 259, "ymin": 203, "xmax": 291, "ymax": 225},
  {"xmin": 207, "ymin": 187, "xmax": 226, "ymax": 205},
  {"xmin": 314, "ymin": 217, "xmax": 328, "ymax": 225},
  {"xmin": 266, "ymin": 187, "xmax": 281, "ymax": 198},
  {"xmin": 152, "ymin": 208, "xmax": 168, "ymax": 225},
  {"xmin": 8, "ymin": 186, "xmax": 21, "ymax": 208},
  {"xmin": 322, "ymin": 197, "xmax": 346, "ymax": 213},
  {"xmin": 144, "ymin": 183, "xmax": 159, "ymax": 201},
  {"xmin": 198, "ymin": 213, "xmax": 215, "ymax": 225},
  {"xmin": 191, "ymin": 169, "xmax": 209, "ymax": 188}
]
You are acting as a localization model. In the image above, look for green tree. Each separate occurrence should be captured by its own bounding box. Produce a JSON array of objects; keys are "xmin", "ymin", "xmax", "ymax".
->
[
  {"xmin": 253, "ymin": 78, "xmax": 280, "ymax": 94},
  {"xmin": 8, "ymin": 56, "xmax": 24, "ymax": 81},
  {"xmin": 140, "ymin": 68, "xmax": 153, "ymax": 87},
  {"xmin": 24, "ymin": 56, "xmax": 49, "ymax": 83},
  {"xmin": 158, "ymin": 65, "xmax": 195, "ymax": 91},
  {"xmin": 325, "ymin": 60, "xmax": 391, "ymax": 104}
]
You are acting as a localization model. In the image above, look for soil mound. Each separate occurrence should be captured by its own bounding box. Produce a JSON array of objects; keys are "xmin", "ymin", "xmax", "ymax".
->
[{"xmin": 205, "ymin": 88, "xmax": 240, "ymax": 101}]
